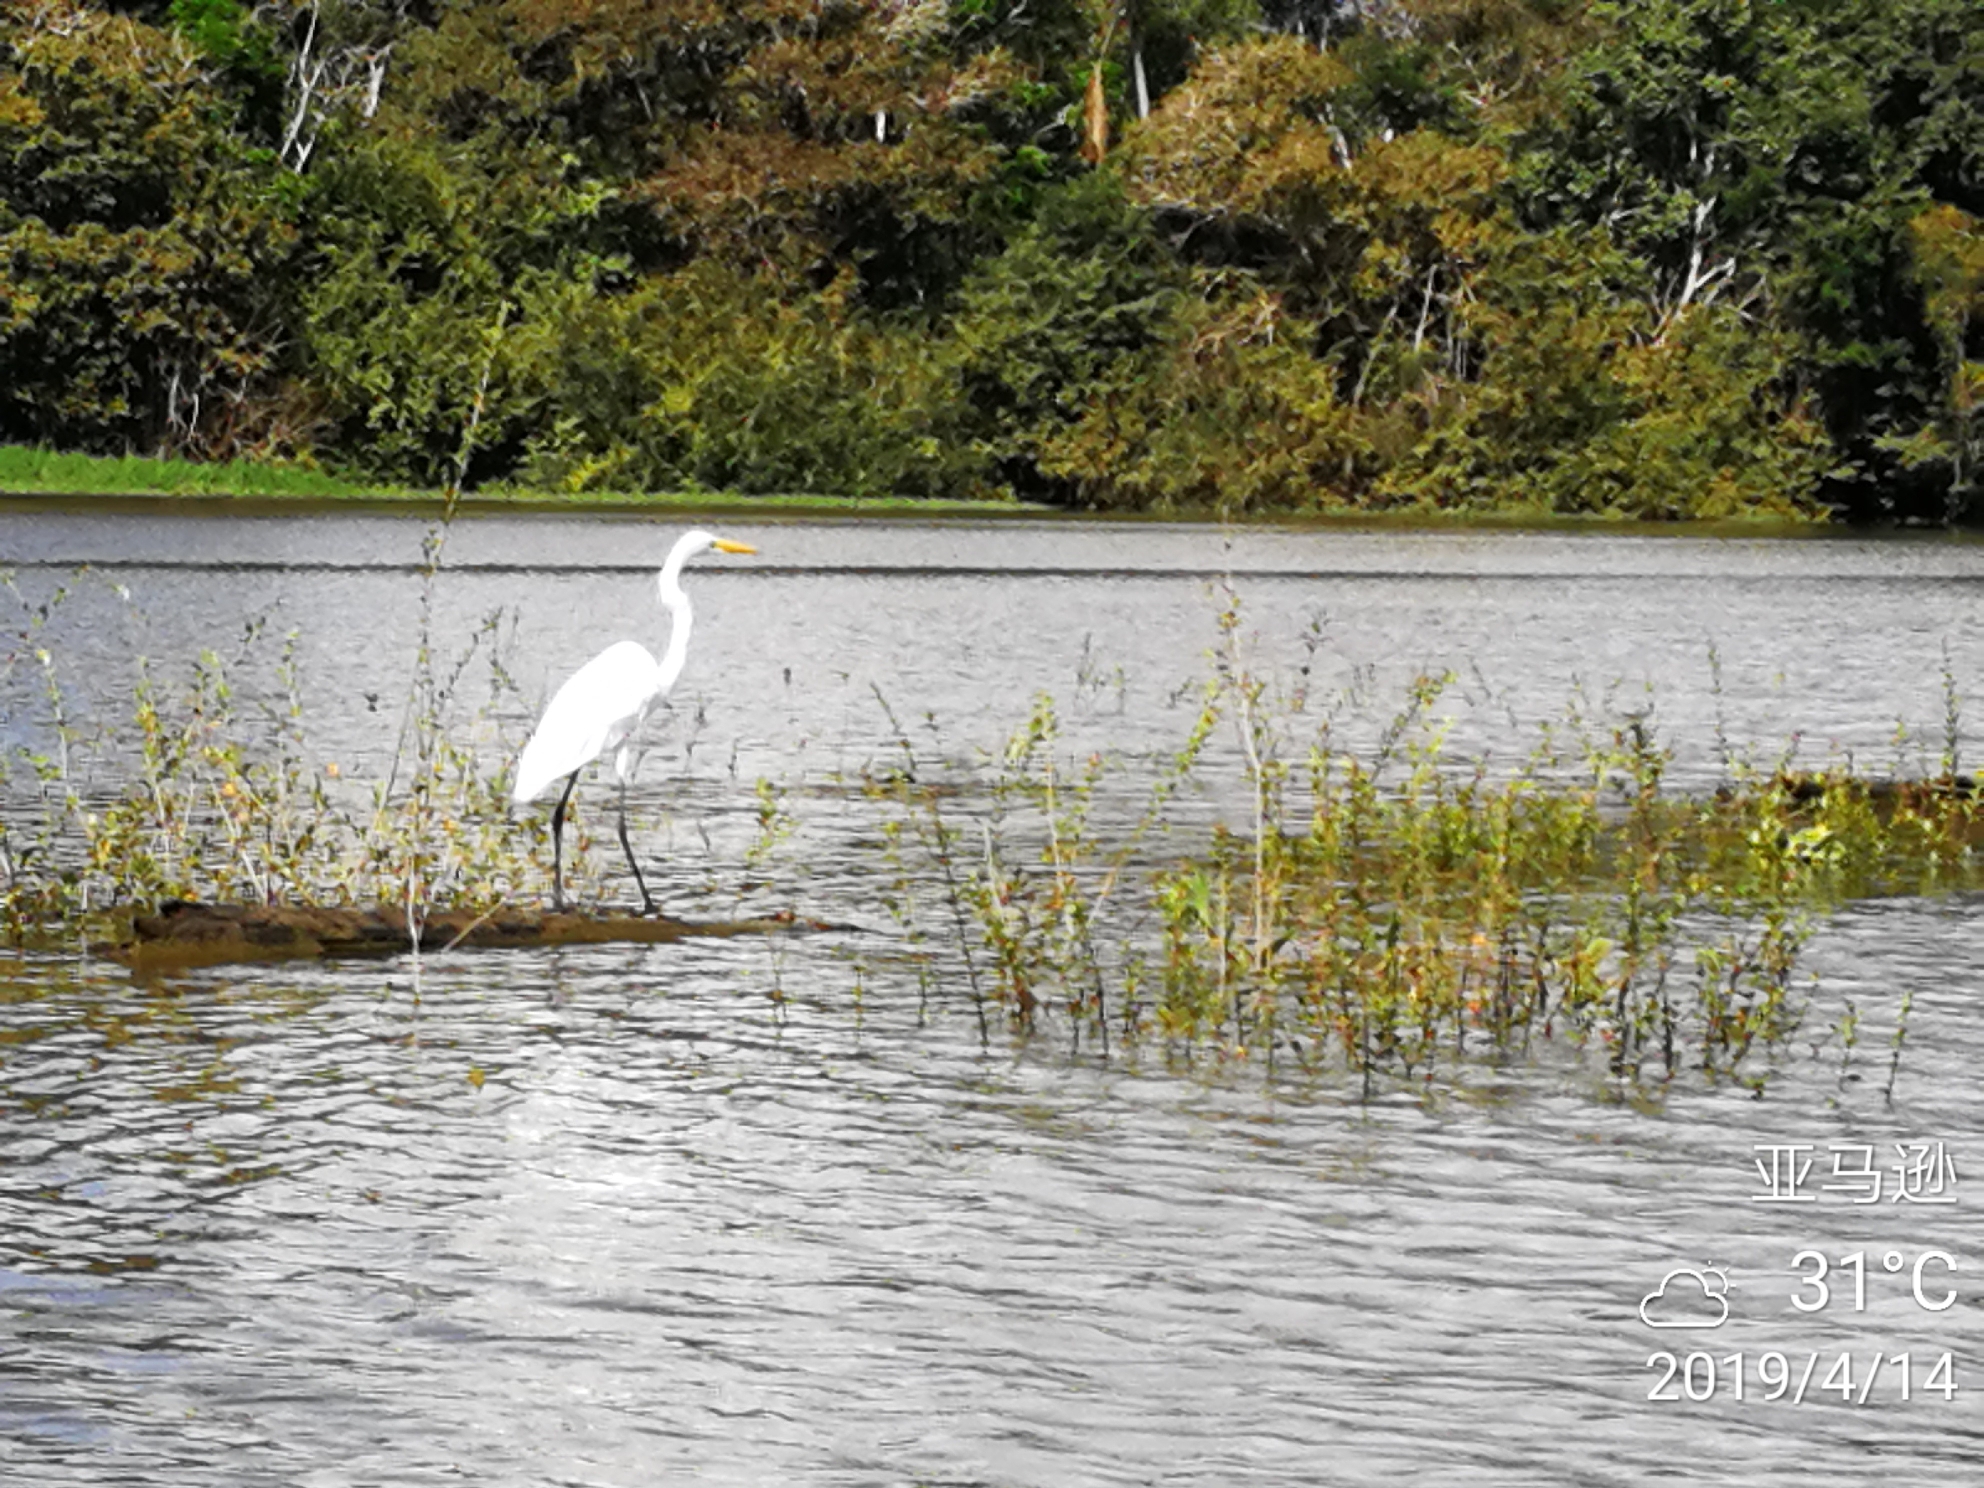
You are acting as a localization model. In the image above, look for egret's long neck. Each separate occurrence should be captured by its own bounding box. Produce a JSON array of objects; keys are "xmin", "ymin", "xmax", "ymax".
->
[{"xmin": 656, "ymin": 560, "xmax": 694, "ymax": 691}]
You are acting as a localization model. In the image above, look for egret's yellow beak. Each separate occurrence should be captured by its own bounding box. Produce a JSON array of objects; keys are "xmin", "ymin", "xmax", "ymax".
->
[{"xmin": 713, "ymin": 538, "xmax": 757, "ymax": 555}]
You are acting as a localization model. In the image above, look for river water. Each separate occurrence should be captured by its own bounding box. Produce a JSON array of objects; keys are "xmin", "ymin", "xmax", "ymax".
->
[{"xmin": 2, "ymin": 509, "xmax": 1981, "ymax": 1483}]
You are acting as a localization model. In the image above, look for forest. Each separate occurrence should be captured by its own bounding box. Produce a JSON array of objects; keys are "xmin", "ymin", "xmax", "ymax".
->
[{"xmin": 0, "ymin": 0, "xmax": 1977, "ymax": 521}]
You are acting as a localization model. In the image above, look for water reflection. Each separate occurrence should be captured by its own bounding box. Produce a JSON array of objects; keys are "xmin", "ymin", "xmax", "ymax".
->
[{"xmin": 1, "ymin": 900, "xmax": 1979, "ymax": 1483}]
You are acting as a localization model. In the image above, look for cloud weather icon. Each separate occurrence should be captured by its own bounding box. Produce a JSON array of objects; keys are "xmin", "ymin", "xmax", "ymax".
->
[{"xmin": 1639, "ymin": 1266, "xmax": 1733, "ymax": 1329}]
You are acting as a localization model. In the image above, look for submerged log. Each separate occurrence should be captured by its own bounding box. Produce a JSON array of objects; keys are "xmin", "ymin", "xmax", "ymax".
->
[
  {"xmin": 98, "ymin": 899, "xmax": 841, "ymax": 974},
  {"xmin": 1763, "ymin": 773, "xmax": 1982, "ymax": 806}
]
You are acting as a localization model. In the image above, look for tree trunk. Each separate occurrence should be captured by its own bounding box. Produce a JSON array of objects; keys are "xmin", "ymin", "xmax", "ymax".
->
[{"xmin": 1082, "ymin": 62, "xmax": 1109, "ymax": 164}]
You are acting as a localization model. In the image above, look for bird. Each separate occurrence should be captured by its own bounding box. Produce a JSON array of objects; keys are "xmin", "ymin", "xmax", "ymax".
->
[{"xmin": 511, "ymin": 528, "xmax": 757, "ymax": 913}]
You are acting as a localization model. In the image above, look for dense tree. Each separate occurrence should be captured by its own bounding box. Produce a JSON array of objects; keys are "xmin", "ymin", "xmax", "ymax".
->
[
  {"xmin": 1514, "ymin": 0, "xmax": 1983, "ymax": 519},
  {"xmin": 0, "ymin": 1, "xmax": 297, "ymax": 455},
  {"xmin": 1, "ymin": 0, "xmax": 1976, "ymax": 520}
]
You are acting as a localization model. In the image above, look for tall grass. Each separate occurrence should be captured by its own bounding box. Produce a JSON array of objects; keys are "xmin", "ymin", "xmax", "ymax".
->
[{"xmin": 0, "ymin": 572, "xmax": 569, "ymax": 945}]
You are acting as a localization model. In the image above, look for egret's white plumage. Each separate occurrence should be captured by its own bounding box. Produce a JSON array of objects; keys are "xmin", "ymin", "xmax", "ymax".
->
[
  {"xmin": 513, "ymin": 527, "xmax": 756, "ymax": 910},
  {"xmin": 512, "ymin": 640, "xmax": 667, "ymax": 805}
]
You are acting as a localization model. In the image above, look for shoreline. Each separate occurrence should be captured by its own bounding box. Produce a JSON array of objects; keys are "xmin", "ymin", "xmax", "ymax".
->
[{"xmin": 1, "ymin": 487, "xmax": 1927, "ymax": 541}]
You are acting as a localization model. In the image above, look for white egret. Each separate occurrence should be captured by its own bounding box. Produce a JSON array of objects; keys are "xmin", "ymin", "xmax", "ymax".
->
[{"xmin": 511, "ymin": 528, "xmax": 757, "ymax": 912}]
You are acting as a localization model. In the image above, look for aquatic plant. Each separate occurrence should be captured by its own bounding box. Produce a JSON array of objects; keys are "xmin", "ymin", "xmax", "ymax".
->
[
  {"xmin": 862, "ymin": 605, "xmax": 1980, "ymax": 1094},
  {"xmin": 0, "ymin": 570, "xmax": 586, "ymax": 948},
  {"xmin": 0, "ymin": 311, "xmax": 555, "ymax": 942}
]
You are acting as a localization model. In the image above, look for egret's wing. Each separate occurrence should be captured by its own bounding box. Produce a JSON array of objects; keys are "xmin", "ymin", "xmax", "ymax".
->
[{"xmin": 512, "ymin": 641, "xmax": 663, "ymax": 803}]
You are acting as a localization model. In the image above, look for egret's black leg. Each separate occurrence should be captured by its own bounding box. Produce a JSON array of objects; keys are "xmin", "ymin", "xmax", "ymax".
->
[
  {"xmin": 550, "ymin": 771, "xmax": 579, "ymax": 912},
  {"xmin": 618, "ymin": 776, "xmax": 656, "ymax": 915}
]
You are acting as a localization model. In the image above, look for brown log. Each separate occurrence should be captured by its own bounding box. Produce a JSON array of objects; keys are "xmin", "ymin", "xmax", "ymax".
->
[
  {"xmin": 1754, "ymin": 773, "xmax": 1981, "ymax": 806},
  {"xmin": 96, "ymin": 900, "xmax": 847, "ymax": 975}
]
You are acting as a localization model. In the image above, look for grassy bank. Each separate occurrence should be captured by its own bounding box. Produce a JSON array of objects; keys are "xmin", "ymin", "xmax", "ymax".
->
[
  {"xmin": 0, "ymin": 445, "xmax": 1848, "ymax": 531},
  {"xmin": 0, "ymin": 446, "xmax": 397, "ymax": 500},
  {"xmin": 0, "ymin": 446, "xmax": 1040, "ymax": 517}
]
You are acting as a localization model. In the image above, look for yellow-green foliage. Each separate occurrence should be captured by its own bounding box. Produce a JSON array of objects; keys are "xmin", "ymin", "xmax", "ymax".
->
[
  {"xmin": 1034, "ymin": 291, "xmax": 1369, "ymax": 515},
  {"xmin": 1895, "ymin": 204, "xmax": 1984, "ymax": 517},
  {"xmin": 513, "ymin": 264, "xmax": 969, "ymax": 498},
  {"xmin": 1375, "ymin": 228, "xmax": 1831, "ymax": 519}
]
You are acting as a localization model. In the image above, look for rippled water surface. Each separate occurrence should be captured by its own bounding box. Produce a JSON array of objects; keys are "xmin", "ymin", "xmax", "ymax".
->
[{"xmin": 3, "ymin": 509, "xmax": 1982, "ymax": 1483}]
